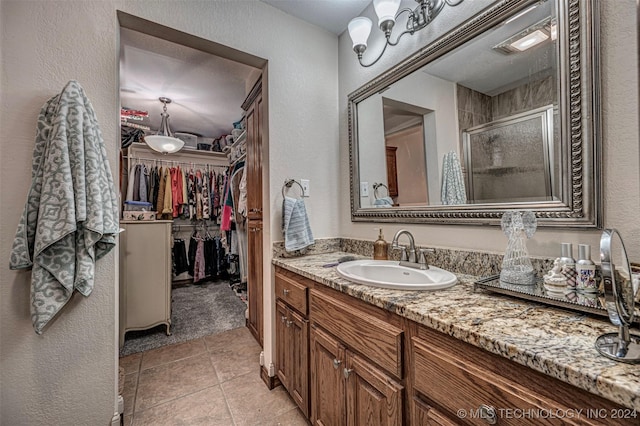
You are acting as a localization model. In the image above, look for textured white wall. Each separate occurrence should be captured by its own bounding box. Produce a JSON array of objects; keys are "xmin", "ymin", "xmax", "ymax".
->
[
  {"xmin": 0, "ymin": 0, "xmax": 338, "ymax": 424},
  {"xmin": 338, "ymin": 0, "xmax": 640, "ymax": 260}
]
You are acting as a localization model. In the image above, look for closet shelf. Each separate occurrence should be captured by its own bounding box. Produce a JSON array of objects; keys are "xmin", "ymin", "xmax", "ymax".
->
[
  {"xmin": 128, "ymin": 142, "xmax": 228, "ymax": 166},
  {"xmin": 227, "ymin": 131, "xmax": 246, "ymax": 150}
]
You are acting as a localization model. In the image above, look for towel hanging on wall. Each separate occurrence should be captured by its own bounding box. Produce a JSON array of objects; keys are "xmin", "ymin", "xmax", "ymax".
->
[
  {"xmin": 441, "ymin": 151, "xmax": 467, "ymax": 205},
  {"xmin": 281, "ymin": 180, "xmax": 314, "ymax": 252},
  {"xmin": 9, "ymin": 80, "xmax": 119, "ymax": 334}
]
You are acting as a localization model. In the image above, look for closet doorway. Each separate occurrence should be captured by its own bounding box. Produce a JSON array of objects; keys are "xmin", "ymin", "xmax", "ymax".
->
[{"xmin": 117, "ymin": 12, "xmax": 267, "ymax": 356}]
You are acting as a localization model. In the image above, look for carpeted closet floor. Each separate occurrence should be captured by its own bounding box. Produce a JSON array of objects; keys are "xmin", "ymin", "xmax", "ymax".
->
[{"xmin": 120, "ymin": 280, "xmax": 247, "ymax": 357}]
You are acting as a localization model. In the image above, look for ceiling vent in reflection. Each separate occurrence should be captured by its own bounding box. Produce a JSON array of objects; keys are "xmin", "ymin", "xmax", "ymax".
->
[{"xmin": 493, "ymin": 17, "xmax": 557, "ymax": 55}]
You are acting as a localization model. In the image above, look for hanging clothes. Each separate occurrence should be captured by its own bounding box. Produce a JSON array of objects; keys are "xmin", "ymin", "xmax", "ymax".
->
[
  {"xmin": 204, "ymin": 236, "xmax": 218, "ymax": 278},
  {"xmin": 171, "ymin": 167, "xmax": 183, "ymax": 218},
  {"xmin": 132, "ymin": 164, "xmax": 141, "ymax": 201},
  {"xmin": 193, "ymin": 237, "xmax": 206, "ymax": 283},
  {"xmin": 162, "ymin": 167, "xmax": 172, "ymax": 217},
  {"xmin": 139, "ymin": 165, "xmax": 148, "ymax": 203},
  {"xmin": 181, "ymin": 167, "xmax": 188, "ymax": 218},
  {"xmin": 156, "ymin": 166, "xmax": 165, "ymax": 216},
  {"xmin": 173, "ymin": 238, "xmax": 189, "ymax": 275},
  {"xmin": 202, "ymin": 169, "xmax": 210, "ymax": 219}
]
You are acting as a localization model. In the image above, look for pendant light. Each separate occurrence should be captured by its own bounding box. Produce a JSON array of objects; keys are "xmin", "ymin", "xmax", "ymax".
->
[{"xmin": 144, "ymin": 97, "xmax": 184, "ymax": 154}]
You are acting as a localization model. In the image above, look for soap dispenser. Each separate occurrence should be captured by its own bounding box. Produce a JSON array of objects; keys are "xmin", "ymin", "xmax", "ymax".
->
[{"xmin": 373, "ymin": 228, "xmax": 389, "ymax": 260}]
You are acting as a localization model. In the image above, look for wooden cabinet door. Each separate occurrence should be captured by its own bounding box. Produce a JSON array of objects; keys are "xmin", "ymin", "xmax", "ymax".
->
[
  {"xmin": 345, "ymin": 351, "xmax": 403, "ymax": 426},
  {"xmin": 247, "ymin": 219, "xmax": 263, "ymax": 345},
  {"xmin": 244, "ymin": 77, "xmax": 263, "ymax": 346},
  {"xmin": 311, "ymin": 326, "xmax": 346, "ymax": 426},
  {"xmin": 275, "ymin": 300, "xmax": 290, "ymax": 390},
  {"xmin": 245, "ymin": 84, "xmax": 262, "ymax": 221},
  {"xmin": 385, "ymin": 146, "xmax": 398, "ymax": 197},
  {"xmin": 289, "ymin": 308, "xmax": 309, "ymax": 418}
]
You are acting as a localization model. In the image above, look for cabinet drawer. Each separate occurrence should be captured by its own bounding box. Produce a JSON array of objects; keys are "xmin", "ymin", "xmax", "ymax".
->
[
  {"xmin": 412, "ymin": 337, "xmax": 580, "ymax": 426},
  {"xmin": 275, "ymin": 272, "xmax": 308, "ymax": 315},
  {"xmin": 310, "ymin": 289, "xmax": 403, "ymax": 378}
]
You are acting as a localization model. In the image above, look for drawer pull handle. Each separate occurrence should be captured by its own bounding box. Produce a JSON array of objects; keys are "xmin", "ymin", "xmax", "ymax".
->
[
  {"xmin": 281, "ymin": 315, "xmax": 287, "ymax": 323},
  {"xmin": 286, "ymin": 320, "xmax": 292, "ymax": 328},
  {"xmin": 333, "ymin": 359, "xmax": 342, "ymax": 369},
  {"xmin": 479, "ymin": 405, "xmax": 497, "ymax": 425},
  {"xmin": 283, "ymin": 289, "xmax": 290, "ymax": 296},
  {"xmin": 343, "ymin": 368, "xmax": 353, "ymax": 379}
]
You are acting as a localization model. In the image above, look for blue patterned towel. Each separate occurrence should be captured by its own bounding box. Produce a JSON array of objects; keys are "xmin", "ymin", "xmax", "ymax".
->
[
  {"xmin": 441, "ymin": 151, "xmax": 467, "ymax": 205},
  {"xmin": 10, "ymin": 81, "xmax": 119, "ymax": 334},
  {"xmin": 282, "ymin": 196, "xmax": 314, "ymax": 252}
]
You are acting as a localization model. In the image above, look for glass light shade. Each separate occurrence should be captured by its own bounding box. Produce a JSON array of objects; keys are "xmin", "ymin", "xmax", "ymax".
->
[
  {"xmin": 373, "ymin": 0, "xmax": 401, "ymax": 27},
  {"xmin": 348, "ymin": 17, "xmax": 372, "ymax": 48},
  {"xmin": 144, "ymin": 135, "xmax": 184, "ymax": 154}
]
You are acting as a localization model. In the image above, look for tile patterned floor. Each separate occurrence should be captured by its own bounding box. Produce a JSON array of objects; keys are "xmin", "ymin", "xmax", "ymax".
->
[{"xmin": 120, "ymin": 327, "xmax": 309, "ymax": 426}]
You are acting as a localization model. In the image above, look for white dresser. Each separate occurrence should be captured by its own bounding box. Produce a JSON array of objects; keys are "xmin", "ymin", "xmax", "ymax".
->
[{"xmin": 119, "ymin": 220, "xmax": 173, "ymax": 347}]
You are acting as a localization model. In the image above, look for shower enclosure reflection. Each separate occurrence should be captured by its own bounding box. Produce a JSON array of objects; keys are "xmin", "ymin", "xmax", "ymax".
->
[{"xmin": 463, "ymin": 104, "xmax": 557, "ymax": 203}]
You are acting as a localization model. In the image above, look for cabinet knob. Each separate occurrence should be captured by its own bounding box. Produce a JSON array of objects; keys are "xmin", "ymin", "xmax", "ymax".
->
[
  {"xmin": 478, "ymin": 405, "xmax": 497, "ymax": 425},
  {"xmin": 286, "ymin": 320, "xmax": 293, "ymax": 328},
  {"xmin": 333, "ymin": 359, "xmax": 342, "ymax": 369},
  {"xmin": 343, "ymin": 368, "xmax": 353, "ymax": 379},
  {"xmin": 250, "ymin": 208, "xmax": 262, "ymax": 213},
  {"xmin": 281, "ymin": 315, "xmax": 287, "ymax": 323},
  {"xmin": 283, "ymin": 289, "xmax": 290, "ymax": 296}
]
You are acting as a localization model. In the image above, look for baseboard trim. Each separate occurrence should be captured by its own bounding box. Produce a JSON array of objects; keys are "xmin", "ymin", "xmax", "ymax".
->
[{"xmin": 260, "ymin": 365, "xmax": 282, "ymax": 390}]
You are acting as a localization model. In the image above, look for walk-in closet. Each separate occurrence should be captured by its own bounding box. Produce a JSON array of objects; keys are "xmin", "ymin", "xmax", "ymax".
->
[{"xmin": 117, "ymin": 19, "xmax": 265, "ymax": 357}]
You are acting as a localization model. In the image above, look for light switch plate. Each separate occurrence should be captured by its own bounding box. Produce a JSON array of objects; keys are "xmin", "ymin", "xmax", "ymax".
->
[
  {"xmin": 300, "ymin": 179, "xmax": 310, "ymax": 197},
  {"xmin": 361, "ymin": 182, "xmax": 369, "ymax": 197}
]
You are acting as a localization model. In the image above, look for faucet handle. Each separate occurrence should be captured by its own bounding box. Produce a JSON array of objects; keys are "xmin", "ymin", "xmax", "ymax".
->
[
  {"xmin": 393, "ymin": 245, "xmax": 408, "ymax": 261},
  {"xmin": 418, "ymin": 248, "xmax": 435, "ymax": 267}
]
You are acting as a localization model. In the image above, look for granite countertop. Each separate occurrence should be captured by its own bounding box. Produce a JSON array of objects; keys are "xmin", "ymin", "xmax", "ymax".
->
[{"xmin": 273, "ymin": 252, "xmax": 640, "ymax": 411}]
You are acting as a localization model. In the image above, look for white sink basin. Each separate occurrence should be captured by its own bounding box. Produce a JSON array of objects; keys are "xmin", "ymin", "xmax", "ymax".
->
[{"xmin": 336, "ymin": 260, "xmax": 457, "ymax": 290}]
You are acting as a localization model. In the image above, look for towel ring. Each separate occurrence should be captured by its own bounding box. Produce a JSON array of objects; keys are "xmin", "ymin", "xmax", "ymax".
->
[
  {"xmin": 282, "ymin": 179, "xmax": 304, "ymax": 199},
  {"xmin": 373, "ymin": 183, "xmax": 389, "ymax": 200}
]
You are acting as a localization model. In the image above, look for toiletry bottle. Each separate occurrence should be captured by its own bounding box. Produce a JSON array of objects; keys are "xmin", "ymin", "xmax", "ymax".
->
[
  {"xmin": 373, "ymin": 228, "xmax": 389, "ymax": 260},
  {"xmin": 559, "ymin": 242, "xmax": 576, "ymax": 288},
  {"xmin": 575, "ymin": 244, "xmax": 597, "ymax": 292}
]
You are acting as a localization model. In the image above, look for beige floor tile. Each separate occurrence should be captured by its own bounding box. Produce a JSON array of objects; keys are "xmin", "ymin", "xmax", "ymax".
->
[
  {"xmin": 141, "ymin": 338, "xmax": 207, "ymax": 371},
  {"xmin": 123, "ymin": 373, "xmax": 138, "ymax": 416},
  {"xmin": 120, "ymin": 352, "xmax": 142, "ymax": 375},
  {"xmin": 263, "ymin": 407, "xmax": 310, "ymax": 425},
  {"xmin": 132, "ymin": 386, "xmax": 233, "ymax": 426},
  {"xmin": 211, "ymin": 340, "xmax": 262, "ymax": 383},
  {"xmin": 222, "ymin": 372, "xmax": 296, "ymax": 425},
  {"xmin": 204, "ymin": 326, "xmax": 257, "ymax": 355},
  {"xmin": 135, "ymin": 353, "xmax": 219, "ymax": 412}
]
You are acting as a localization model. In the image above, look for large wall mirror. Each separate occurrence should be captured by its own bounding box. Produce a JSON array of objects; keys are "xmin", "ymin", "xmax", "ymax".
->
[{"xmin": 349, "ymin": 0, "xmax": 601, "ymax": 227}]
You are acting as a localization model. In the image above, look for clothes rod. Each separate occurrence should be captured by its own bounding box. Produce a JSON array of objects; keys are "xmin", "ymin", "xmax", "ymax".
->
[{"xmin": 122, "ymin": 155, "xmax": 229, "ymax": 169}]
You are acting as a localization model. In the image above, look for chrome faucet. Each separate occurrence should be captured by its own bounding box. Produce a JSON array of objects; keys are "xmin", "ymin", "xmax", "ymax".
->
[{"xmin": 391, "ymin": 229, "xmax": 432, "ymax": 270}]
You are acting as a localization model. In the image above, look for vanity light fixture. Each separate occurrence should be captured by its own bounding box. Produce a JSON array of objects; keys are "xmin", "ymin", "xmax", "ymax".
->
[
  {"xmin": 347, "ymin": 0, "xmax": 464, "ymax": 68},
  {"xmin": 144, "ymin": 97, "xmax": 185, "ymax": 154}
]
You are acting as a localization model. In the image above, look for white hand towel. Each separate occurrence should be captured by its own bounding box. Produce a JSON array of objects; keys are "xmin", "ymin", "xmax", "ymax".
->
[{"xmin": 282, "ymin": 196, "xmax": 314, "ymax": 252}]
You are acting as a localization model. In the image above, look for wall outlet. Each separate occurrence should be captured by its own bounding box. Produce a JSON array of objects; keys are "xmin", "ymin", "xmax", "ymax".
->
[
  {"xmin": 361, "ymin": 182, "xmax": 369, "ymax": 197},
  {"xmin": 300, "ymin": 179, "xmax": 310, "ymax": 197}
]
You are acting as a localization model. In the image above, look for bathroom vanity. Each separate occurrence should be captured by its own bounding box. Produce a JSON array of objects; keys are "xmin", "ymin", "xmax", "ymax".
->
[{"xmin": 273, "ymin": 253, "xmax": 639, "ymax": 425}]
